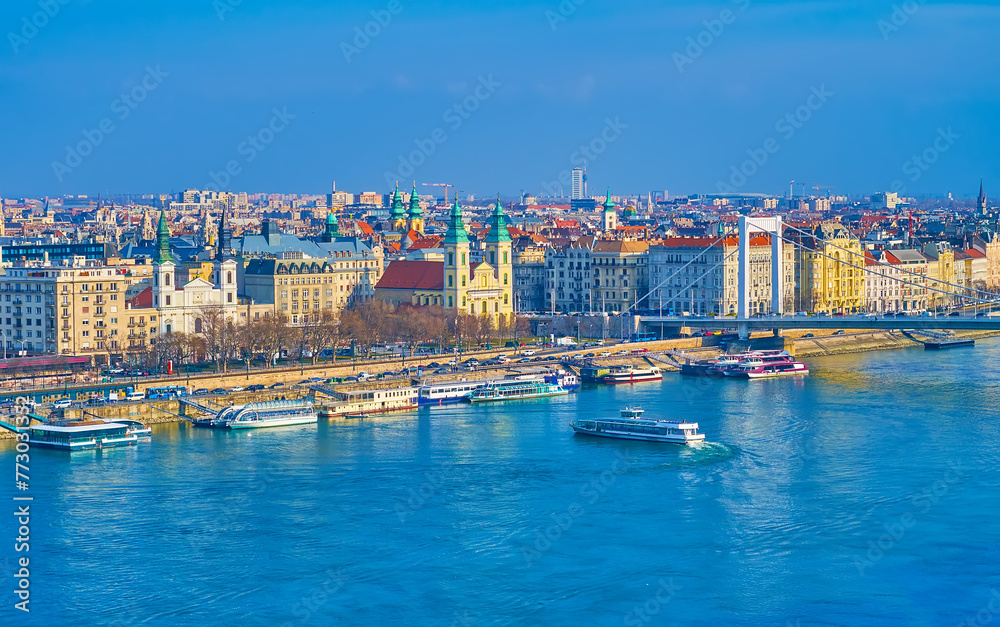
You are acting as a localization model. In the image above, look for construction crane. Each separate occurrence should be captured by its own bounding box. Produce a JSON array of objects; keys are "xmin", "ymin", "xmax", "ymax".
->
[{"xmin": 423, "ymin": 183, "xmax": 455, "ymax": 206}]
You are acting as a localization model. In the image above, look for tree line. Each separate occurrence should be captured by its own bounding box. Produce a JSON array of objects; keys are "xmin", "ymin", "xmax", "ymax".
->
[{"xmin": 145, "ymin": 302, "xmax": 532, "ymax": 372}]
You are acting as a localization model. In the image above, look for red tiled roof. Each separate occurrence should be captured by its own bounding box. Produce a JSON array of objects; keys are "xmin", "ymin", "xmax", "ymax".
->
[
  {"xmin": 375, "ymin": 261, "xmax": 444, "ymax": 291},
  {"xmin": 965, "ymin": 248, "xmax": 986, "ymax": 259},
  {"xmin": 409, "ymin": 236, "xmax": 442, "ymax": 250},
  {"xmin": 357, "ymin": 221, "xmax": 374, "ymax": 235}
]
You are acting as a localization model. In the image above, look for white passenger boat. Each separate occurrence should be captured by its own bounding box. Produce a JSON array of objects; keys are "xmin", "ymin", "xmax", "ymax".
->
[
  {"xmin": 468, "ymin": 378, "xmax": 568, "ymax": 403},
  {"xmin": 598, "ymin": 365, "xmax": 662, "ymax": 384},
  {"xmin": 218, "ymin": 399, "xmax": 317, "ymax": 430},
  {"xmin": 570, "ymin": 407, "xmax": 705, "ymax": 444},
  {"xmin": 726, "ymin": 360, "xmax": 809, "ymax": 379},
  {"xmin": 418, "ymin": 380, "xmax": 488, "ymax": 405},
  {"xmin": 28, "ymin": 421, "xmax": 139, "ymax": 450}
]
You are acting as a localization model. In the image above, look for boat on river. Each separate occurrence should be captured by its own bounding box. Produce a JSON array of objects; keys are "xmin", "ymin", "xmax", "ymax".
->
[
  {"xmin": 217, "ymin": 399, "xmax": 317, "ymax": 429},
  {"xmin": 468, "ymin": 378, "xmax": 568, "ymax": 403},
  {"xmin": 598, "ymin": 365, "xmax": 662, "ymax": 384},
  {"xmin": 570, "ymin": 407, "xmax": 705, "ymax": 444},
  {"xmin": 27, "ymin": 421, "xmax": 139, "ymax": 450}
]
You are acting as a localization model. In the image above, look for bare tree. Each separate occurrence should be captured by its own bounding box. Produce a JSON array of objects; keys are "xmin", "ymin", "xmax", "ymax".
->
[{"xmin": 302, "ymin": 309, "xmax": 342, "ymax": 365}]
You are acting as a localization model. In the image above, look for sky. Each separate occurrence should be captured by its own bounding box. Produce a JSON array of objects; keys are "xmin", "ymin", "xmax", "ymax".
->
[{"xmin": 1, "ymin": 0, "xmax": 998, "ymax": 200}]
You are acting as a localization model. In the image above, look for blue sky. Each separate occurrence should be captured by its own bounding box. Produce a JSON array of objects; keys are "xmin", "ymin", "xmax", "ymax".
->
[{"xmin": 1, "ymin": 0, "xmax": 998, "ymax": 199}]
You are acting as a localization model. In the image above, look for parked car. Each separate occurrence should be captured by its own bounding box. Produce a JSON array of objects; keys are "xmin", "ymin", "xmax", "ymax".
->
[
  {"xmin": 833, "ymin": 330, "xmax": 846, "ymax": 336},
  {"xmin": 193, "ymin": 388, "xmax": 210, "ymax": 395},
  {"xmin": 428, "ymin": 362, "xmax": 441, "ymax": 368},
  {"xmin": 53, "ymin": 398, "xmax": 73, "ymax": 409},
  {"xmin": 246, "ymin": 384, "xmax": 265, "ymax": 392},
  {"xmin": 269, "ymin": 382, "xmax": 286, "ymax": 389},
  {"xmin": 803, "ymin": 333, "xmax": 815, "ymax": 338},
  {"xmin": 84, "ymin": 397, "xmax": 105, "ymax": 407},
  {"xmin": 229, "ymin": 386, "xmax": 245, "ymax": 392},
  {"xmin": 211, "ymin": 388, "xmax": 227, "ymax": 395},
  {"xmin": 522, "ymin": 350, "xmax": 536, "ymax": 356}
]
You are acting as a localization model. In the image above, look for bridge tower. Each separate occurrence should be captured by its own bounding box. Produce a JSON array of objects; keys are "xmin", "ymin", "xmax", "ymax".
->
[{"xmin": 738, "ymin": 215, "xmax": 784, "ymax": 319}]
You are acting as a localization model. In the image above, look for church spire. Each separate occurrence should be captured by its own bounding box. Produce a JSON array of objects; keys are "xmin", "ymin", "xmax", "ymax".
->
[
  {"xmin": 408, "ymin": 181, "xmax": 423, "ymax": 218},
  {"xmin": 155, "ymin": 210, "xmax": 174, "ymax": 264},
  {"xmin": 979, "ymin": 179, "xmax": 987, "ymax": 213},
  {"xmin": 443, "ymin": 198, "xmax": 469, "ymax": 244},
  {"xmin": 218, "ymin": 208, "xmax": 233, "ymax": 259},
  {"xmin": 485, "ymin": 194, "xmax": 511, "ymax": 243},
  {"xmin": 603, "ymin": 188, "xmax": 616, "ymax": 212}
]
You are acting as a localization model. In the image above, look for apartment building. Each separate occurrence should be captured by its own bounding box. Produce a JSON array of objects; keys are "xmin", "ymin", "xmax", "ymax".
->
[
  {"xmin": 544, "ymin": 241, "xmax": 593, "ymax": 314},
  {"xmin": 591, "ymin": 240, "xmax": 649, "ymax": 314}
]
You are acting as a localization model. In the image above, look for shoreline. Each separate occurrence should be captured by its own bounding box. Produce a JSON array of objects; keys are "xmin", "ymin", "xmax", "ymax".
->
[{"xmin": 3, "ymin": 330, "xmax": 997, "ymax": 441}]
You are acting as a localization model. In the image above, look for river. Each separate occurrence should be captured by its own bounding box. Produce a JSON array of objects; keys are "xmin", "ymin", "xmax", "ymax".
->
[{"xmin": 2, "ymin": 340, "xmax": 999, "ymax": 626}]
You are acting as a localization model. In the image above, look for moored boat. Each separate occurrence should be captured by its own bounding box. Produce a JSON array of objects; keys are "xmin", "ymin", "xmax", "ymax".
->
[
  {"xmin": 725, "ymin": 360, "xmax": 809, "ymax": 379},
  {"xmin": 468, "ymin": 378, "xmax": 568, "ymax": 403},
  {"xmin": 28, "ymin": 421, "xmax": 139, "ymax": 450},
  {"xmin": 418, "ymin": 380, "xmax": 488, "ymax": 405},
  {"xmin": 598, "ymin": 365, "xmax": 662, "ymax": 384},
  {"xmin": 570, "ymin": 407, "xmax": 705, "ymax": 444},
  {"xmin": 218, "ymin": 399, "xmax": 318, "ymax": 429}
]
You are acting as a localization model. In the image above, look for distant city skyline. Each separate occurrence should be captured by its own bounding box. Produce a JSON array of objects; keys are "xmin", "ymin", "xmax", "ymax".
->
[{"xmin": 2, "ymin": 1, "xmax": 998, "ymax": 197}]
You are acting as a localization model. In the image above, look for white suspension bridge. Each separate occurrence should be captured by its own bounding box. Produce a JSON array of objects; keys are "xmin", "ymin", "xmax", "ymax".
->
[{"xmin": 628, "ymin": 215, "xmax": 1000, "ymax": 339}]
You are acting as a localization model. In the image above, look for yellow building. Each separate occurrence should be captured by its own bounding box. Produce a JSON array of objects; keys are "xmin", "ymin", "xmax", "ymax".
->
[
  {"xmin": 375, "ymin": 199, "xmax": 514, "ymax": 324},
  {"xmin": 922, "ymin": 242, "xmax": 956, "ymax": 309},
  {"xmin": 794, "ymin": 223, "xmax": 865, "ymax": 314}
]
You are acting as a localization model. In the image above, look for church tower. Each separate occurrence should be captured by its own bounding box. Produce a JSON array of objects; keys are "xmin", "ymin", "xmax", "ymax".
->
[
  {"xmin": 602, "ymin": 188, "xmax": 617, "ymax": 231},
  {"xmin": 389, "ymin": 183, "xmax": 407, "ymax": 232},
  {"xmin": 322, "ymin": 211, "xmax": 340, "ymax": 243},
  {"xmin": 484, "ymin": 195, "xmax": 514, "ymax": 320},
  {"xmin": 407, "ymin": 182, "xmax": 424, "ymax": 235},
  {"xmin": 442, "ymin": 199, "xmax": 470, "ymax": 313},
  {"xmin": 215, "ymin": 209, "xmax": 238, "ymax": 307},
  {"xmin": 152, "ymin": 210, "xmax": 176, "ymax": 310},
  {"xmin": 979, "ymin": 179, "xmax": 988, "ymax": 216}
]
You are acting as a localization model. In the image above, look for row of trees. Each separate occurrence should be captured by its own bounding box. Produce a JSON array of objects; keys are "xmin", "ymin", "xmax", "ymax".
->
[{"xmin": 145, "ymin": 303, "xmax": 532, "ymax": 372}]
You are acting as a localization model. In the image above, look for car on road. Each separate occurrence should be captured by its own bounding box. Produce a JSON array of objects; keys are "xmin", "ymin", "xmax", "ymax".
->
[
  {"xmin": 833, "ymin": 330, "xmax": 846, "ymax": 336},
  {"xmin": 246, "ymin": 384, "xmax": 265, "ymax": 392},
  {"xmin": 428, "ymin": 362, "xmax": 441, "ymax": 368},
  {"xmin": 84, "ymin": 397, "xmax": 106, "ymax": 407},
  {"xmin": 434, "ymin": 368, "xmax": 451, "ymax": 374},
  {"xmin": 269, "ymin": 382, "xmax": 285, "ymax": 389},
  {"xmin": 53, "ymin": 398, "xmax": 73, "ymax": 409},
  {"xmin": 211, "ymin": 388, "xmax": 227, "ymax": 395},
  {"xmin": 585, "ymin": 353, "xmax": 596, "ymax": 358},
  {"xmin": 522, "ymin": 350, "xmax": 536, "ymax": 356},
  {"xmin": 193, "ymin": 388, "xmax": 210, "ymax": 395},
  {"xmin": 803, "ymin": 333, "xmax": 815, "ymax": 338},
  {"xmin": 229, "ymin": 386, "xmax": 245, "ymax": 392}
]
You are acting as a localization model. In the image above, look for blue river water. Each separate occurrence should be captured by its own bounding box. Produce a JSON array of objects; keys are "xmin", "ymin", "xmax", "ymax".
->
[{"xmin": 3, "ymin": 340, "xmax": 1000, "ymax": 626}]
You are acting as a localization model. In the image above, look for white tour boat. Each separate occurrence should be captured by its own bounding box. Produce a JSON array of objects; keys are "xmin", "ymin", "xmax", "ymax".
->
[
  {"xmin": 218, "ymin": 399, "xmax": 318, "ymax": 429},
  {"xmin": 570, "ymin": 407, "xmax": 705, "ymax": 444},
  {"xmin": 598, "ymin": 365, "xmax": 662, "ymax": 384},
  {"xmin": 28, "ymin": 421, "xmax": 139, "ymax": 450},
  {"xmin": 418, "ymin": 380, "xmax": 488, "ymax": 405}
]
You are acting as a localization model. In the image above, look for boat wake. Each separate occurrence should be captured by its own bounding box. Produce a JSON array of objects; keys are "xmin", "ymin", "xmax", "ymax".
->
[{"xmin": 656, "ymin": 441, "xmax": 739, "ymax": 470}]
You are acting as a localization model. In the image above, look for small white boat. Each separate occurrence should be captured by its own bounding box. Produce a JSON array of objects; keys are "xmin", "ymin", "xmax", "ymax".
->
[
  {"xmin": 570, "ymin": 407, "xmax": 705, "ymax": 444},
  {"xmin": 219, "ymin": 399, "xmax": 317, "ymax": 429},
  {"xmin": 598, "ymin": 365, "xmax": 662, "ymax": 384},
  {"xmin": 726, "ymin": 360, "xmax": 809, "ymax": 379}
]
